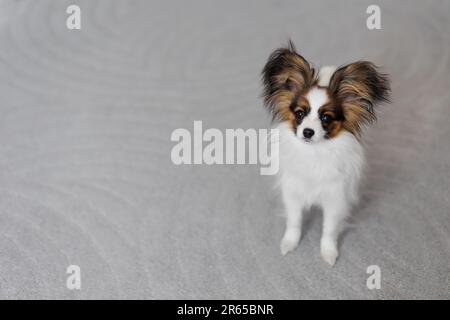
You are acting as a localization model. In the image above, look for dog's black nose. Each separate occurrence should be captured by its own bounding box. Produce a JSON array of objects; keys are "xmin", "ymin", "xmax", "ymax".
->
[{"xmin": 303, "ymin": 128, "xmax": 315, "ymax": 139}]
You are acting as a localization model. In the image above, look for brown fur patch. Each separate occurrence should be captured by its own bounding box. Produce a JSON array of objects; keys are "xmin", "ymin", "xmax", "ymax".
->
[
  {"xmin": 289, "ymin": 95, "xmax": 311, "ymax": 132},
  {"xmin": 261, "ymin": 41, "xmax": 315, "ymax": 122},
  {"xmin": 328, "ymin": 61, "xmax": 390, "ymax": 136},
  {"xmin": 318, "ymin": 102, "xmax": 345, "ymax": 138}
]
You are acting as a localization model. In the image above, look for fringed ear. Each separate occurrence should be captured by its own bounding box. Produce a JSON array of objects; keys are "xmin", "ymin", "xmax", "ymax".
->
[
  {"xmin": 329, "ymin": 61, "xmax": 390, "ymax": 135},
  {"xmin": 261, "ymin": 41, "xmax": 315, "ymax": 121}
]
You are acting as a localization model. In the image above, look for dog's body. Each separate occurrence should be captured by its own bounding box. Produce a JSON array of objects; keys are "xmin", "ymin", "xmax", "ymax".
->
[
  {"xmin": 276, "ymin": 120, "xmax": 363, "ymax": 265},
  {"xmin": 262, "ymin": 42, "xmax": 390, "ymax": 265}
]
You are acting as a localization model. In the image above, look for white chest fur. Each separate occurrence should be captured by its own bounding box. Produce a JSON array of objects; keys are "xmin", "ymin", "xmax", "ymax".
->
[
  {"xmin": 276, "ymin": 123, "xmax": 364, "ymax": 207},
  {"xmin": 274, "ymin": 123, "xmax": 365, "ymax": 264}
]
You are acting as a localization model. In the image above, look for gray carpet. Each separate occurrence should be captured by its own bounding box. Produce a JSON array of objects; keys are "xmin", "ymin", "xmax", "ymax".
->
[{"xmin": 0, "ymin": 0, "xmax": 448, "ymax": 299}]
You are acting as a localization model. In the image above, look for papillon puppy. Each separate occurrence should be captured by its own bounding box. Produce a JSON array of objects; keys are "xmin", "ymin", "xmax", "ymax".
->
[{"xmin": 262, "ymin": 41, "xmax": 390, "ymax": 265}]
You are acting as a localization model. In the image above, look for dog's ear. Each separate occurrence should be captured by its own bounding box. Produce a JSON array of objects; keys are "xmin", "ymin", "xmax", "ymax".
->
[
  {"xmin": 329, "ymin": 61, "xmax": 390, "ymax": 134},
  {"xmin": 262, "ymin": 41, "xmax": 315, "ymax": 121}
]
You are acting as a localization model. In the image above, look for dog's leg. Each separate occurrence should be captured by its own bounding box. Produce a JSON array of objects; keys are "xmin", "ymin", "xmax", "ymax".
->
[
  {"xmin": 280, "ymin": 188, "xmax": 304, "ymax": 255},
  {"xmin": 320, "ymin": 195, "xmax": 348, "ymax": 266}
]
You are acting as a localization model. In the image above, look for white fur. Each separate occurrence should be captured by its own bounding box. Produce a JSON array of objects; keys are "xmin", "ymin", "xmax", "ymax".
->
[
  {"xmin": 297, "ymin": 88, "xmax": 329, "ymax": 143},
  {"xmin": 275, "ymin": 118, "xmax": 364, "ymax": 266},
  {"xmin": 318, "ymin": 65, "xmax": 337, "ymax": 87}
]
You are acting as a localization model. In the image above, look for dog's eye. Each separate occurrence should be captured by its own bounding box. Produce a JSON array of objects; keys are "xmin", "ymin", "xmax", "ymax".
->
[
  {"xmin": 295, "ymin": 110, "xmax": 305, "ymax": 119},
  {"xmin": 321, "ymin": 114, "xmax": 332, "ymax": 124}
]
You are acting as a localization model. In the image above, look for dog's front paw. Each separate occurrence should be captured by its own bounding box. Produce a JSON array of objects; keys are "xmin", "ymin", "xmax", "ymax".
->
[
  {"xmin": 320, "ymin": 240, "xmax": 339, "ymax": 266},
  {"xmin": 280, "ymin": 233, "xmax": 300, "ymax": 255}
]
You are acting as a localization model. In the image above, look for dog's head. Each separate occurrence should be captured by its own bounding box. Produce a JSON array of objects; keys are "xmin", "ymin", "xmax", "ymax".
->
[{"xmin": 262, "ymin": 41, "xmax": 390, "ymax": 143}]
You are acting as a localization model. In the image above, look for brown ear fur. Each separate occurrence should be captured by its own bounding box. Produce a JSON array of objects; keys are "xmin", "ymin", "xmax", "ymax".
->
[
  {"xmin": 328, "ymin": 61, "xmax": 391, "ymax": 135},
  {"xmin": 261, "ymin": 41, "xmax": 315, "ymax": 121}
]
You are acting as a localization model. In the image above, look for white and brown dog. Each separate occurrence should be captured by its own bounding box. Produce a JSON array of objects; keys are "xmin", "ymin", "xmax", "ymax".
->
[{"xmin": 262, "ymin": 41, "xmax": 390, "ymax": 265}]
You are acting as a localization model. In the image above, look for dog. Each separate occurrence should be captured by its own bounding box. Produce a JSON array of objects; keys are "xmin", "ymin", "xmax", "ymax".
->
[{"xmin": 262, "ymin": 41, "xmax": 390, "ymax": 265}]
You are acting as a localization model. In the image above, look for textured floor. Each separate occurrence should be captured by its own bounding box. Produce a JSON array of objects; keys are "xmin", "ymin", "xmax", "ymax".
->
[{"xmin": 0, "ymin": 0, "xmax": 449, "ymax": 299}]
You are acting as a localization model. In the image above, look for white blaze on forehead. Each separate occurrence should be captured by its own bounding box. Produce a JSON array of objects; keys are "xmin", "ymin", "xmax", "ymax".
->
[
  {"xmin": 297, "ymin": 87, "xmax": 329, "ymax": 142},
  {"xmin": 305, "ymin": 87, "xmax": 329, "ymax": 115}
]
